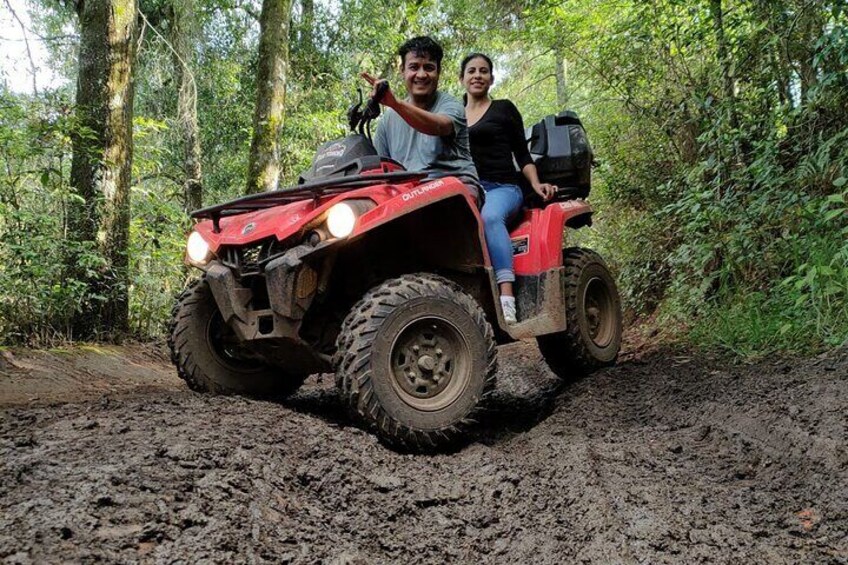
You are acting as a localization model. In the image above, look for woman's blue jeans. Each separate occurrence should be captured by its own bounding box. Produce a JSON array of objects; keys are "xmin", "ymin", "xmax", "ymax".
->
[{"xmin": 480, "ymin": 180, "xmax": 524, "ymax": 284}]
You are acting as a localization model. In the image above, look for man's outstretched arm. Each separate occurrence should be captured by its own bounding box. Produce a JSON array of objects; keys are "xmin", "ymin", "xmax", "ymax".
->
[{"xmin": 362, "ymin": 73, "xmax": 454, "ymax": 137}]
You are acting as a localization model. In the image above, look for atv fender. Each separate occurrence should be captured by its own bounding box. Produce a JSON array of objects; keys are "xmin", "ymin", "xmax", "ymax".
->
[
  {"xmin": 511, "ymin": 199, "xmax": 593, "ymax": 275},
  {"xmin": 487, "ymin": 200, "xmax": 593, "ymax": 339},
  {"xmin": 350, "ymin": 177, "xmax": 487, "ymax": 261}
]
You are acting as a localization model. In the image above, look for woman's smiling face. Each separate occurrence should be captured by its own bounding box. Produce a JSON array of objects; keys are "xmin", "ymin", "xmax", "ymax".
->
[{"xmin": 462, "ymin": 56, "xmax": 493, "ymax": 96}]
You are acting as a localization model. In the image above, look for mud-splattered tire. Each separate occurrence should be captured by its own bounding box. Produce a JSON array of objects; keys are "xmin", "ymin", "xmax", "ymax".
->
[
  {"xmin": 334, "ymin": 274, "xmax": 497, "ymax": 450},
  {"xmin": 168, "ymin": 277, "xmax": 305, "ymax": 397},
  {"xmin": 537, "ymin": 248, "xmax": 622, "ymax": 379}
]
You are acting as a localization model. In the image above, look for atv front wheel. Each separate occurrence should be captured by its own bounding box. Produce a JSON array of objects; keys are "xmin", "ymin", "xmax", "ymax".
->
[
  {"xmin": 537, "ymin": 248, "xmax": 622, "ymax": 379},
  {"xmin": 335, "ymin": 274, "xmax": 497, "ymax": 450},
  {"xmin": 169, "ymin": 277, "xmax": 305, "ymax": 397}
]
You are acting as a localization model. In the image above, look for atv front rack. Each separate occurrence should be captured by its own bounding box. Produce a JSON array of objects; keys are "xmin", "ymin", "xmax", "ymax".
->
[{"xmin": 192, "ymin": 171, "xmax": 427, "ymax": 233}]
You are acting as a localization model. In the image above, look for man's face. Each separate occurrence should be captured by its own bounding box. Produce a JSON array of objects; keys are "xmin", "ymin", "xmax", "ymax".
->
[{"xmin": 401, "ymin": 52, "xmax": 440, "ymax": 102}]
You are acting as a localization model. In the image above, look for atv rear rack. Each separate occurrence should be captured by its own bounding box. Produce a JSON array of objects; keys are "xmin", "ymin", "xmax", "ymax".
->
[{"xmin": 192, "ymin": 171, "xmax": 427, "ymax": 233}]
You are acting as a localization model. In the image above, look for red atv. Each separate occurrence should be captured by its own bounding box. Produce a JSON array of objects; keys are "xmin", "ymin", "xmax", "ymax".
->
[{"xmin": 169, "ymin": 89, "xmax": 622, "ymax": 450}]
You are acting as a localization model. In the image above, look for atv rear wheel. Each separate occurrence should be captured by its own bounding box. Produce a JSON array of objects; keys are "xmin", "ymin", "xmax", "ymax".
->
[
  {"xmin": 537, "ymin": 248, "xmax": 622, "ymax": 379},
  {"xmin": 335, "ymin": 274, "xmax": 496, "ymax": 450},
  {"xmin": 169, "ymin": 277, "xmax": 305, "ymax": 397}
]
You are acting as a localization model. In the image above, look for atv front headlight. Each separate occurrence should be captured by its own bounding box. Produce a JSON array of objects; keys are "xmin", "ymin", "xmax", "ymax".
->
[
  {"xmin": 326, "ymin": 200, "xmax": 375, "ymax": 239},
  {"xmin": 327, "ymin": 203, "xmax": 356, "ymax": 238},
  {"xmin": 186, "ymin": 231, "xmax": 212, "ymax": 264}
]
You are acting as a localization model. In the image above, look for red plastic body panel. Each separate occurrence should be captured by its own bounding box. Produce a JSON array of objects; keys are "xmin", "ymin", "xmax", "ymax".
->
[
  {"xmin": 192, "ymin": 176, "xmax": 488, "ymax": 264},
  {"xmin": 509, "ymin": 200, "xmax": 593, "ymax": 275},
  {"xmin": 190, "ymin": 169, "xmax": 590, "ymax": 278},
  {"xmin": 350, "ymin": 177, "xmax": 486, "ymax": 260}
]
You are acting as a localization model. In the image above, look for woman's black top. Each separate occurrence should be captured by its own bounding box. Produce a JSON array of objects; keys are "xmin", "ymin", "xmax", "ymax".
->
[{"xmin": 467, "ymin": 99, "xmax": 534, "ymax": 186}]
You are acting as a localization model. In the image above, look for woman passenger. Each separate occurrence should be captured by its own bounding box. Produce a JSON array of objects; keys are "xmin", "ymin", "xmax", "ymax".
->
[{"xmin": 461, "ymin": 53, "xmax": 555, "ymax": 324}]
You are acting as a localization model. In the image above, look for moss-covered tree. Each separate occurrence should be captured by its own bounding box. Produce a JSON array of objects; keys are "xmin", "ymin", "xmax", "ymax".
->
[
  {"xmin": 67, "ymin": 0, "xmax": 138, "ymax": 339},
  {"xmin": 246, "ymin": 0, "xmax": 292, "ymax": 194},
  {"xmin": 170, "ymin": 0, "xmax": 203, "ymax": 212}
]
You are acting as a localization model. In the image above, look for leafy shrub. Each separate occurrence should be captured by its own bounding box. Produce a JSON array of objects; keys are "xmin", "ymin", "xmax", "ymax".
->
[
  {"xmin": 128, "ymin": 184, "xmax": 191, "ymax": 339},
  {"xmin": 0, "ymin": 92, "xmax": 103, "ymax": 344}
]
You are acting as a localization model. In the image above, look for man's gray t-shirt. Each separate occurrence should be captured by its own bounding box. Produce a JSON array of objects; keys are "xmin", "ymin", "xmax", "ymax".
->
[{"xmin": 374, "ymin": 91, "xmax": 480, "ymax": 199}]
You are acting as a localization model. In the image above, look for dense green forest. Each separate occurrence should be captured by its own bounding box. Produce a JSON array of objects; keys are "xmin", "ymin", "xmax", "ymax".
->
[{"xmin": 0, "ymin": 0, "xmax": 846, "ymax": 355}]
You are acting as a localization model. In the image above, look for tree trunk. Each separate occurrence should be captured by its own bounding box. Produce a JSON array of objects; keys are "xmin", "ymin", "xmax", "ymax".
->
[
  {"xmin": 301, "ymin": 0, "xmax": 314, "ymax": 56},
  {"xmin": 709, "ymin": 0, "xmax": 739, "ymax": 132},
  {"xmin": 796, "ymin": 6, "xmax": 822, "ymax": 102},
  {"xmin": 68, "ymin": 0, "xmax": 138, "ymax": 340},
  {"xmin": 554, "ymin": 50, "xmax": 568, "ymax": 108},
  {"xmin": 171, "ymin": 0, "xmax": 203, "ymax": 212},
  {"xmin": 754, "ymin": 1, "xmax": 793, "ymax": 108},
  {"xmin": 709, "ymin": 0, "xmax": 745, "ymax": 181},
  {"xmin": 246, "ymin": 0, "xmax": 292, "ymax": 194}
]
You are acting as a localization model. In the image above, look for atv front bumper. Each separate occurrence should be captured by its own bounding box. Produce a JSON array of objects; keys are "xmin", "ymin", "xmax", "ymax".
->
[{"xmin": 203, "ymin": 244, "xmax": 320, "ymax": 342}]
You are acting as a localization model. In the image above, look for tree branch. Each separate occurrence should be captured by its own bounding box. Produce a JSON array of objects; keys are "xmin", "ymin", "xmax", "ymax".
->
[
  {"xmin": 133, "ymin": 172, "xmax": 183, "ymax": 187},
  {"xmin": 3, "ymin": 0, "xmax": 38, "ymax": 94},
  {"xmin": 517, "ymin": 73, "xmax": 556, "ymax": 96},
  {"xmin": 240, "ymin": 1, "xmax": 260, "ymax": 21},
  {"xmin": 0, "ymin": 34, "xmax": 78, "ymax": 43},
  {"xmin": 137, "ymin": 9, "xmax": 198, "ymax": 130}
]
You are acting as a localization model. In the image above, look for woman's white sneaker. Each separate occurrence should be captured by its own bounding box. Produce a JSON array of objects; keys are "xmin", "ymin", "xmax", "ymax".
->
[{"xmin": 500, "ymin": 295, "xmax": 517, "ymax": 324}]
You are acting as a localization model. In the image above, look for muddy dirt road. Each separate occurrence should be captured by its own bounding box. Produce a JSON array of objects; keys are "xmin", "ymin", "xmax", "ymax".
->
[{"xmin": 1, "ymin": 341, "xmax": 846, "ymax": 563}]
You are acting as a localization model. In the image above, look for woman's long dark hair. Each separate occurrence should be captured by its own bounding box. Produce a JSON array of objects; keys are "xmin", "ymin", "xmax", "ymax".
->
[{"xmin": 459, "ymin": 52, "xmax": 494, "ymax": 79}]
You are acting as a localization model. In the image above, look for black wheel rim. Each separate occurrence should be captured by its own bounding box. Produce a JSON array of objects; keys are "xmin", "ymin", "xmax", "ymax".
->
[
  {"xmin": 206, "ymin": 312, "xmax": 264, "ymax": 373},
  {"xmin": 389, "ymin": 316, "xmax": 471, "ymax": 411},
  {"xmin": 583, "ymin": 276, "xmax": 616, "ymax": 348}
]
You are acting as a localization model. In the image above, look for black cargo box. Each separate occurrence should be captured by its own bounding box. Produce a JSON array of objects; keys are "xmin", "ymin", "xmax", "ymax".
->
[
  {"xmin": 525, "ymin": 111, "xmax": 593, "ymax": 199},
  {"xmin": 299, "ymin": 134, "xmax": 381, "ymax": 183}
]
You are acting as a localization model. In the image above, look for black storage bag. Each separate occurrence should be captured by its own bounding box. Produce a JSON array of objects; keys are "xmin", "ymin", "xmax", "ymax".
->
[{"xmin": 525, "ymin": 111, "xmax": 593, "ymax": 200}]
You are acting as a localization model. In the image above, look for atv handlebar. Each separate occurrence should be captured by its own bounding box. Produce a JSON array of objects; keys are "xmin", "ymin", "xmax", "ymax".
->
[
  {"xmin": 365, "ymin": 80, "xmax": 390, "ymax": 117},
  {"xmin": 347, "ymin": 80, "xmax": 390, "ymax": 140}
]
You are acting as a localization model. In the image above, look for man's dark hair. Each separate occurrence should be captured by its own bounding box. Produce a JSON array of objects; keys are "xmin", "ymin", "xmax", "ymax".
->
[{"xmin": 398, "ymin": 36, "xmax": 444, "ymax": 71}]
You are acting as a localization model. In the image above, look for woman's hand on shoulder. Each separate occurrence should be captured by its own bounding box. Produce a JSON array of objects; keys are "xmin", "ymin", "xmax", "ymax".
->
[{"xmin": 532, "ymin": 182, "xmax": 556, "ymax": 201}]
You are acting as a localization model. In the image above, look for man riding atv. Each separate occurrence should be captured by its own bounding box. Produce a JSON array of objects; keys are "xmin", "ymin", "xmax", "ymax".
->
[
  {"xmin": 169, "ymin": 37, "xmax": 623, "ymax": 451},
  {"xmin": 362, "ymin": 36, "xmax": 480, "ymax": 200}
]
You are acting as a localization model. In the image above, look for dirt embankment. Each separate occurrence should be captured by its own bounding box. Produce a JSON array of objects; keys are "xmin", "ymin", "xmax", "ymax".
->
[{"xmin": 0, "ymin": 341, "xmax": 846, "ymax": 563}]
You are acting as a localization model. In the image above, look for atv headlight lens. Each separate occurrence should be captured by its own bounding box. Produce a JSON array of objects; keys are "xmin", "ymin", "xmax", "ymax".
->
[
  {"xmin": 325, "ymin": 200, "xmax": 376, "ymax": 239},
  {"xmin": 326, "ymin": 202, "xmax": 358, "ymax": 238},
  {"xmin": 186, "ymin": 231, "xmax": 211, "ymax": 264}
]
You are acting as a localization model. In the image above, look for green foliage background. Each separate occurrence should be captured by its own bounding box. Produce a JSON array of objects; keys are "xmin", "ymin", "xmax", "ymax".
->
[{"xmin": 0, "ymin": 0, "xmax": 846, "ymax": 354}]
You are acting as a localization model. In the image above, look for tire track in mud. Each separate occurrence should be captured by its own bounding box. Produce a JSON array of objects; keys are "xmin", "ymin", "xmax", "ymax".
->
[
  {"xmin": 536, "ymin": 350, "xmax": 844, "ymax": 563},
  {"xmin": 0, "ymin": 342, "xmax": 846, "ymax": 563}
]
